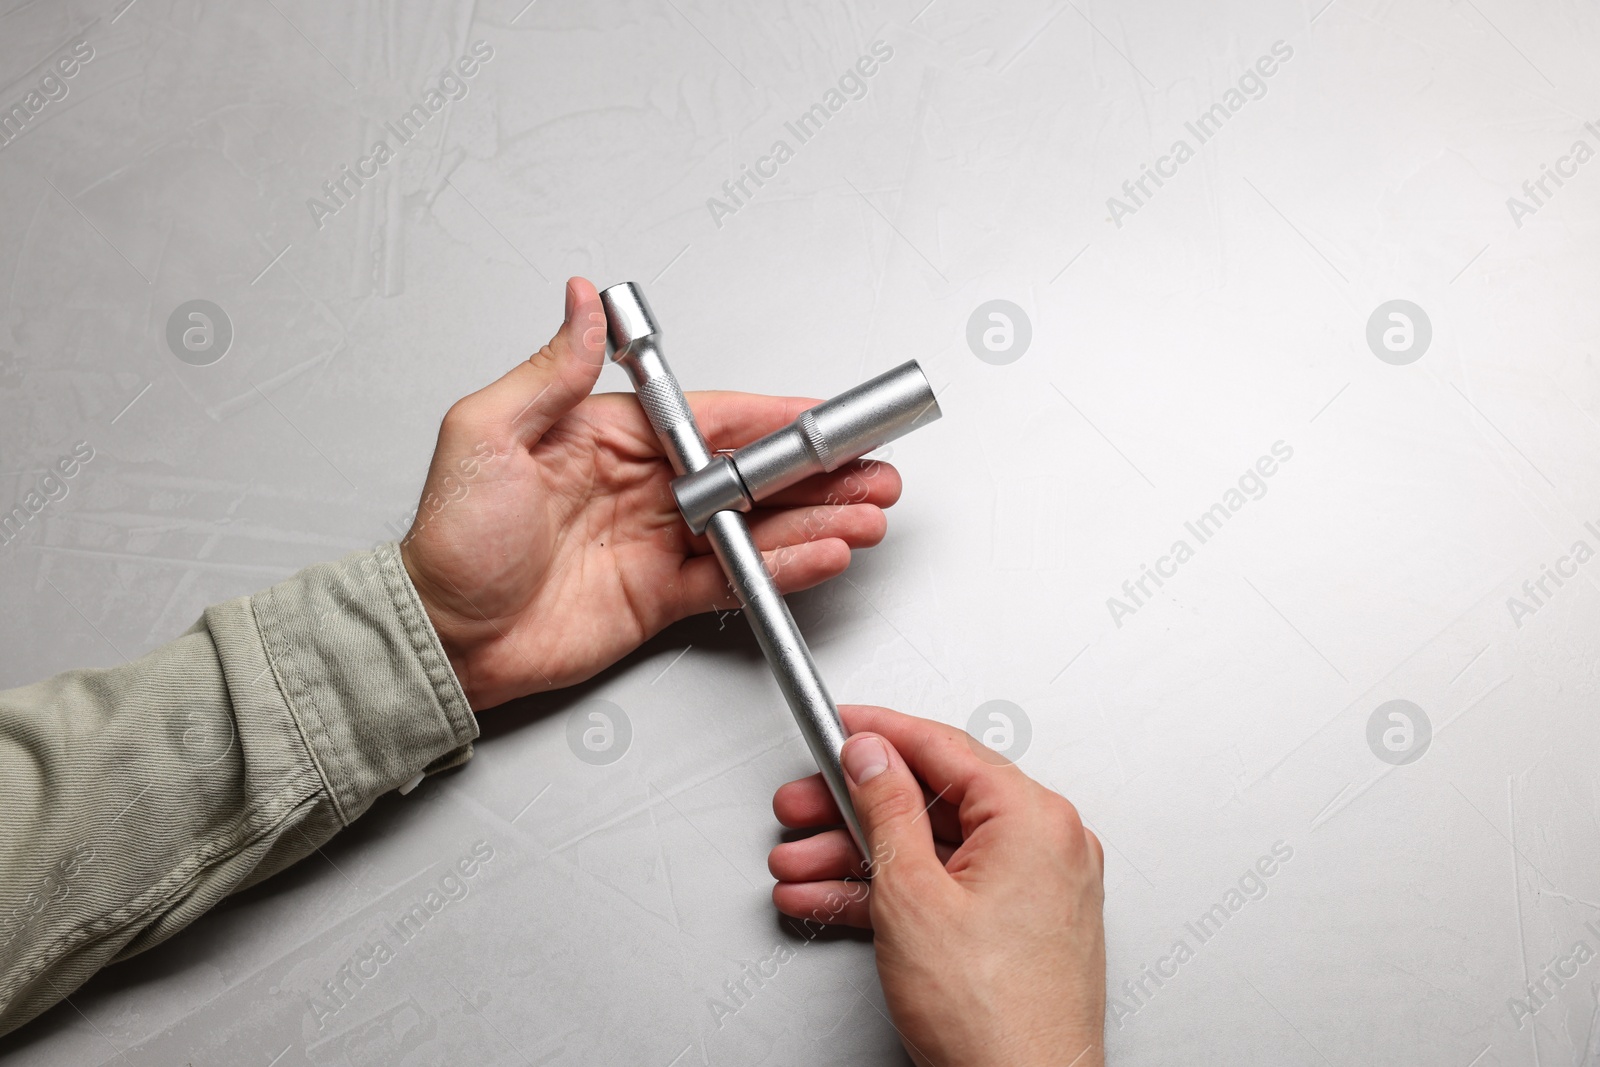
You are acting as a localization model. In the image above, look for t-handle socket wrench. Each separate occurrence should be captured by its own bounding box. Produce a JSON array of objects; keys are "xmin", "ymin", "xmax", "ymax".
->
[{"xmin": 599, "ymin": 281, "xmax": 942, "ymax": 860}]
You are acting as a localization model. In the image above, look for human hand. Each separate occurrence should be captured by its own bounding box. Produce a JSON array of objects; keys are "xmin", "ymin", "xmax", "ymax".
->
[
  {"xmin": 400, "ymin": 278, "xmax": 902, "ymax": 710},
  {"xmin": 769, "ymin": 705, "xmax": 1106, "ymax": 1067}
]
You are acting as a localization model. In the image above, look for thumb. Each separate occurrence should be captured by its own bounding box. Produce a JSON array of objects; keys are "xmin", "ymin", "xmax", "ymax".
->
[
  {"xmin": 467, "ymin": 277, "xmax": 607, "ymax": 449},
  {"xmin": 841, "ymin": 733, "xmax": 946, "ymax": 892}
]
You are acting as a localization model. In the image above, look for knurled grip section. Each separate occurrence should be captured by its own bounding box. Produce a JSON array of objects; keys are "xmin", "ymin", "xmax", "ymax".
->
[
  {"xmin": 638, "ymin": 375, "xmax": 693, "ymax": 435},
  {"xmin": 798, "ymin": 409, "xmax": 834, "ymax": 472}
]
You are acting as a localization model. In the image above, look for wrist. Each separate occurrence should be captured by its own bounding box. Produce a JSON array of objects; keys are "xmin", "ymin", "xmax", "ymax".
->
[
  {"xmin": 974, "ymin": 1022, "xmax": 1102, "ymax": 1067},
  {"xmin": 998, "ymin": 1044, "xmax": 1101, "ymax": 1067},
  {"xmin": 398, "ymin": 542, "xmax": 483, "ymax": 710},
  {"xmin": 995, "ymin": 1042, "xmax": 1101, "ymax": 1067}
]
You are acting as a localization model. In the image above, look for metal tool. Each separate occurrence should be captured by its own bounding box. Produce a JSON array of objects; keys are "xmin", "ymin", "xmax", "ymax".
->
[{"xmin": 599, "ymin": 282, "xmax": 942, "ymax": 859}]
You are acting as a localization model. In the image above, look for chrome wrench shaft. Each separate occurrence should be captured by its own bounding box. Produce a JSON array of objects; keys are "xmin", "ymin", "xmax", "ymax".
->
[{"xmin": 600, "ymin": 281, "xmax": 941, "ymax": 861}]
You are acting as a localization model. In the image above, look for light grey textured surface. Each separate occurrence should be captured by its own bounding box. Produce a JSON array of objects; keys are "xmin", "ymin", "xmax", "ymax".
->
[{"xmin": 2, "ymin": 0, "xmax": 1597, "ymax": 1064}]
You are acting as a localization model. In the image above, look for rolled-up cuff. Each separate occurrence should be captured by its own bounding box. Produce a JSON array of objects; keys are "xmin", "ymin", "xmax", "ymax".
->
[{"xmin": 249, "ymin": 541, "xmax": 477, "ymax": 824}]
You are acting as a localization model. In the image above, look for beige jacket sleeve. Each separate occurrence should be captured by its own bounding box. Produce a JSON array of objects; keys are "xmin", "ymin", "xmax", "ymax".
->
[{"xmin": 0, "ymin": 542, "xmax": 478, "ymax": 1036}]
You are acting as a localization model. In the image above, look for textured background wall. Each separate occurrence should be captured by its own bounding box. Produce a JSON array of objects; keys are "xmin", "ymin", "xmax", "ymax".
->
[{"xmin": 1, "ymin": 0, "xmax": 1597, "ymax": 1063}]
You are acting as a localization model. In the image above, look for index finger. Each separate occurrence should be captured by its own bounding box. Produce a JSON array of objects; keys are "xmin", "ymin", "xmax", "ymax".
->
[{"xmin": 685, "ymin": 390, "xmax": 820, "ymax": 451}]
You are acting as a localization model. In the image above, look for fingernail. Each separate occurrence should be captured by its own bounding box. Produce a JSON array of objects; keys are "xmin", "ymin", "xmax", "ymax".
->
[
  {"xmin": 843, "ymin": 736, "xmax": 889, "ymax": 786},
  {"xmin": 564, "ymin": 278, "xmax": 577, "ymax": 322}
]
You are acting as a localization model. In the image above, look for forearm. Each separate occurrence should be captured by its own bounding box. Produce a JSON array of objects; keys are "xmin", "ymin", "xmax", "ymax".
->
[{"xmin": 0, "ymin": 542, "xmax": 476, "ymax": 1036}]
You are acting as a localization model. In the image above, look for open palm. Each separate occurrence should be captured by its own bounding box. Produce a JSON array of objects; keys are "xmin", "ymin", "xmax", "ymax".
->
[{"xmin": 400, "ymin": 278, "xmax": 900, "ymax": 710}]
